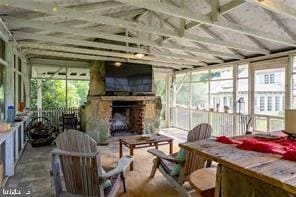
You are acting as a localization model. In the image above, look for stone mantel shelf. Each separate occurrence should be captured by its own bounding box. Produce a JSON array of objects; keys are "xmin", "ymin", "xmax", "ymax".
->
[{"xmin": 89, "ymin": 95, "xmax": 157, "ymax": 101}]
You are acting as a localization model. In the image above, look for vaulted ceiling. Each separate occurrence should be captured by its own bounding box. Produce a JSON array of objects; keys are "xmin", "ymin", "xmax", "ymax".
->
[{"xmin": 1, "ymin": 0, "xmax": 296, "ymax": 70}]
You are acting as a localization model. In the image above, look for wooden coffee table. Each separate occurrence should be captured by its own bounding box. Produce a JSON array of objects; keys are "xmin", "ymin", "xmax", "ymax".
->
[{"xmin": 119, "ymin": 134, "xmax": 174, "ymax": 171}]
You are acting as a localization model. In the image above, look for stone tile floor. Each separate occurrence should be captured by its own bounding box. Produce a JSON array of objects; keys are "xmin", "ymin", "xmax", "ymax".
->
[{"xmin": 6, "ymin": 128, "xmax": 188, "ymax": 196}]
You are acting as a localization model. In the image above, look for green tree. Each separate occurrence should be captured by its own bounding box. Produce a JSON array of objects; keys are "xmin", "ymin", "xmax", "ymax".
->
[
  {"xmin": 70, "ymin": 80, "xmax": 89, "ymax": 105},
  {"xmin": 30, "ymin": 79, "xmax": 89, "ymax": 110}
]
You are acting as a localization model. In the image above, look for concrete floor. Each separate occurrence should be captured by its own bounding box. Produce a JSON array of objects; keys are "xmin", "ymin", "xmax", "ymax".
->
[{"xmin": 6, "ymin": 128, "xmax": 188, "ymax": 197}]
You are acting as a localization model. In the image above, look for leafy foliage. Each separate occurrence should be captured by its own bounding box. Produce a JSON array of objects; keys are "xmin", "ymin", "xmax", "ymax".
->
[{"xmin": 30, "ymin": 79, "xmax": 89, "ymax": 110}]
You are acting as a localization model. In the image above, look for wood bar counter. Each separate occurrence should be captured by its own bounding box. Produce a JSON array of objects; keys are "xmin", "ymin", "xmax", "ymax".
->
[{"xmin": 180, "ymin": 138, "xmax": 296, "ymax": 197}]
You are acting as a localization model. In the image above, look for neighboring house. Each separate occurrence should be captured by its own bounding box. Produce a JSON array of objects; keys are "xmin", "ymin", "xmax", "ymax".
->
[{"xmin": 210, "ymin": 69, "xmax": 285, "ymax": 116}]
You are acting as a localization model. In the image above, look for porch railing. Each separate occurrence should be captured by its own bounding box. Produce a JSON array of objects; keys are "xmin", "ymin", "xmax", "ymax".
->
[
  {"xmin": 32, "ymin": 107, "xmax": 79, "ymax": 127},
  {"xmin": 253, "ymin": 114, "xmax": 284, "ymax": 132},
  {"xmin": 171, "ymin": 106, "xmax": 272, "ymax": 137}
]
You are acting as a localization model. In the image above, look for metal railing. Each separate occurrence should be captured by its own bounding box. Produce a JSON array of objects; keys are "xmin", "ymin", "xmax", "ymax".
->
[
  {"xmin": 32, "ymin": 107, "xmax": 79, "ymax": 127},
  {"xmin": 171, "ymin": 106, "xmax": 253, "ymax": 136}
]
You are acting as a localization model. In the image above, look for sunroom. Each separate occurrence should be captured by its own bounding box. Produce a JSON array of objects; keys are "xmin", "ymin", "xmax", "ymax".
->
[{"xmin": 0, "ymin": 0, "xmax": 295, "ymax": 196}]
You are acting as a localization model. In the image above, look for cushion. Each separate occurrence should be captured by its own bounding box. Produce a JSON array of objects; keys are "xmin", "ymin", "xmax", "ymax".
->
[
  {"xmin": 101, "ymin": 168, "xmax": 112, "ymax": 189},
  {"xmin": 170, "ymin": 149, "xmax": 187, "ymax": 176}
]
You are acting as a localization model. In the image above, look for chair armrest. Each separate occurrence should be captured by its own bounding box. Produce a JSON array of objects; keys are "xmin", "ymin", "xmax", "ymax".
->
[
  {"xmin": 100, "ymin": 156, "xmax": 133, "ymax": 179},
  {"xmin": 147, "ymin": 149, "xmax": 185, "ymax": 164},
  {"xmin": 51, "ymin": 148, "xmax": 99, "ymax": 158}
]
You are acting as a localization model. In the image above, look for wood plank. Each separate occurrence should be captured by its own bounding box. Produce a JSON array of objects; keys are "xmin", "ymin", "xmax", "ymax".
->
[
  {"xmin": 244, "ymin": 0, "xmax": 296, "ymax": 19},
  {"xmin": 118, "ymin": 0, "xmax": 296, "ymax": 47},
  {"xmin": 180, "ymin": 139, "xmax": 296, "ymax": 194},
  {"xmin": 0, "ymin": 0, "xmax": 269, "ymax": 54},
  {"xmin": 4, "ymin": 16, "xmax": 242, "ymax": 59}
]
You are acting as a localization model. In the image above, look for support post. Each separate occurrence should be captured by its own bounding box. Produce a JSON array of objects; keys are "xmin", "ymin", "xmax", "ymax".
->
[
  {"xmin": 66, "ymin": 65, "xmax": 68, "ymax": 109},
  {"xmin": 37, "ymin": 79, "xmax": 42, "ymax": 110}
]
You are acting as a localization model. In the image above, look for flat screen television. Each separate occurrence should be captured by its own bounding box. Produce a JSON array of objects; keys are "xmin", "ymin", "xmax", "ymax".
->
[{"xmin": 105, "ymin": 61, "xmax": 153, "ymax": 94}]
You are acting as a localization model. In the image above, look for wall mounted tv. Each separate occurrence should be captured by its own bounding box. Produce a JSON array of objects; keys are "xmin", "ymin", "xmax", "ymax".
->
[{"xmin": 105, "ymin": 61, "xmax": 153, "ymax": 94}]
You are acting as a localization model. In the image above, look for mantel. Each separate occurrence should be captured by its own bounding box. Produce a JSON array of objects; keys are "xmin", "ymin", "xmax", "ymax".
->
[{"xmin": 89, "ymin": 95, "xmax": 157, "ymax": 101}]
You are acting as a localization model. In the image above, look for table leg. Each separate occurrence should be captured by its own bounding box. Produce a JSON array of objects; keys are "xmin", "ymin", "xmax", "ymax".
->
[
  {"xmin": 155, "ymin": 142, "xmax": 158, "ymax": 150},
  {"xmin": 130, "ymin": 146, "xmax": 134, "ymax": 171},
  {"xmin": 169, "ymin": 140, "xmax": 173, "ymax": 154},
  {"xmin": 119, "ymin": 139, "xmax": 123, "ymax": 158}
]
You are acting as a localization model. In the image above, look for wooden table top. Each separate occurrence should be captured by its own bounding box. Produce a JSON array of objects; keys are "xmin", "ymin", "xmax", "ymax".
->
[
  {"xmin": 180, "ymin": 138, "xmax": 296, "ymax": 195},
  {"xmin": 119, "ymin": 134, "xmax": 173, "ymax": 145}
]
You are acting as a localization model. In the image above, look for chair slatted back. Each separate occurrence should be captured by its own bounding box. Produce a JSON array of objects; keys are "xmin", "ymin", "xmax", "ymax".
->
[
  {"xmin": 184, "ymin": 123, "xmax": 212, "ymax": 177},
  {"xmin": 55, "ymin": 130, "xmax": 101, "ymax": 196},
  {"xmin": 55, "ymin": 130, "xmax": 97, "ymax": 152}
]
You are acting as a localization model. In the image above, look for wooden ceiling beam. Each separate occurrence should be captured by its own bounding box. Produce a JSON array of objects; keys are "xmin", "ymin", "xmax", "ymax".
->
[
  {"xmin": 30, "ymin": 58, "xmax": 90, "ymax": 67},
  {"xmin": 186, "ymin": 0, "xmax": 246, "ymax": 30},
  {"xmin": 18, "ymin": 42, "xmax": 207, "ymax": 66},
  {"xmin": 117, "ymin": 0, "xmax": 296, "ymax": 46},
  {"xmin": 0, "ymin": 0, "xmax": 268, "ymax": 54},
  {"xmin": 15, "ymin": 1, "xmax": 124, "ymax": 21},
  {"xmin": 244, "ymin": 0, "xmax": 296, "ymax": 19},
  {"xmin": 222, "ymin": 13, "xmax": 270, "ymax": 51},
  {"xmin": 23, "ymin": 49, "xmax": 192, "ymax": 70},
  {"xmin": 5, "ymin": 17, "xmax": 242, "ymax": 59},
  {"xmin": 264, "ymin": 10, "xmax": 296, "ymax": 41},
  {"xmin": 13, "ymin": 31, "xmax": 149, "ymax": 54}
]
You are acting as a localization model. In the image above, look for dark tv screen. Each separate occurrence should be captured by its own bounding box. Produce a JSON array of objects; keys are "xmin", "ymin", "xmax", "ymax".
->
[{"xmin": 105, "ymin": 62, "xmax": 152, "ymax": 93}]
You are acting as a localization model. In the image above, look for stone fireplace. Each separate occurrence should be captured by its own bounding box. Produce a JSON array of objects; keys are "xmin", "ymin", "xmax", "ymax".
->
[{"xmin": 83, "ymin": 60, "xmax": 161, "ymax": 144}]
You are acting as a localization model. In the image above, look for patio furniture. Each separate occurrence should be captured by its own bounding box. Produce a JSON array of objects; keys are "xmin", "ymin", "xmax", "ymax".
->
[
  {"xmin": 148, "ymin": 123, "xmax": 212, "ymax": 197},
  {"xmin": 51, "ymin": 130, "xmax": 133, "ymax": 197},
  {"xmin": 189, "ymin": 167, "xmax": 216, "ymax": 197},
  {"xmin": 119, "ymin": 134, "xmax": 173, "ymax": 171},
  {"xmin": 26, "ymin": 116, "xmax": 57, "ymax": 147},
  {"xmin": 180, "ymin": 131, "xmax": 296, "ymax": 197},
  {"xmin": 61, "ymin": 113, "xmax": 78, "ymax": 131}
]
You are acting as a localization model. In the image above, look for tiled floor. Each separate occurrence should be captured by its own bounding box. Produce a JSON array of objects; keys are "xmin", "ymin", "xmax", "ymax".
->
[{"xmin": 6, "ymin": 128, "xmax": 188, "ymax": 197}]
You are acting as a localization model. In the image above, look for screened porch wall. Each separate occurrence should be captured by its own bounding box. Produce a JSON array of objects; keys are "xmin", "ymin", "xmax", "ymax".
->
[
  {"xmin": 170, "ymin": 58, "xmax": 293, "ymax": 136},
  {"xmin": 0, "ymin": 24, "xmax": 30, "ymax": 119}
]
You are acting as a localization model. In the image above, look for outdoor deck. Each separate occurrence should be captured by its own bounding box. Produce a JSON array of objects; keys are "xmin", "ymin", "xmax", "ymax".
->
[{"xmin": 6, "ymin": 128, "xmax": 188, "ymax": 197}]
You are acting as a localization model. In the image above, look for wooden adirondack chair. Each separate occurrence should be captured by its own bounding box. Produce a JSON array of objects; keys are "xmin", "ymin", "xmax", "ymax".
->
[
  {"xmin": 148, "ymin": 123, "xmax": 212, "ymax": 196},
  {"xmin": 51, "ymin": 130, "xmax": 133, "ymax": 197}
]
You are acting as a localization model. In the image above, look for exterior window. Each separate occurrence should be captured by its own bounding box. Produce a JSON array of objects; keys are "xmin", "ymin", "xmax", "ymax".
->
[
  {"xmin": 229, "ymin": 97, "xmax": 233, "ymax": 109},
  {"xmin": 264, "ymin": 74, "xmax": 269, "ymax": 84},
  {"xmin": 275, "ymin": 96, "xmax": 280, "ymax": 111},
  {"xmin": 260, "ymin": 96, "xmax": 265, "ymax": 112},
  {"xmin": 223, "ymin": 97, "xmax": 227, "ymax": 107},
  {"xmin": 269, "ymin": 74, "xmax": 275, "ymax": 84},
  {"xmin": 267, "ymin": 96, "xmax": 272, "ymax": 111},
  {"xmin": 282, "ymin": 96, "xmax": 285, "ymax": 110}
]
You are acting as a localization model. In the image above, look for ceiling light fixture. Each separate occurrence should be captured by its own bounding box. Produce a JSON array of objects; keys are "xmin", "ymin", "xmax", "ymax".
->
[
  {"xmin": 114, "ymin": 62, "xmax": 122, "ymax": 67},
  {"xmin": 135, "ymin": 53, "xmax": 145, "ymax": 59}
]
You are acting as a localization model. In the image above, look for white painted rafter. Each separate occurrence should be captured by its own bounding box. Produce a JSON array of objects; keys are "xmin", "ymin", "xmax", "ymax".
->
[
  {"xmin": 264, "ymin": 10, "xmax": 296, "ymax": 41},
  {"xmin": 23, "ymin": 49, "xmax": 193, "ymax": 70},
  {"xmin": 222, "ymin": 13, "xmax": 270, "ymax": 52},
  {"xmin": 18, "ymin": 42, "xmax": 210, "ymax": 65},
  {"xmin": 13, "ymin": 31, "xmax": 149, "ymax": 54},
  {"xmin": 4, "ymin": 17, "xmax": 244, "ymax": 59},
  {"xmin": 0, "ymin": 0, "xmax": 268, "ymax": 54},
  {"xmin": 30, "ymin": 58, "xmax": 90, "ymax": 68},
  {"xmin": 186, "ymin": 0, "xmax": 246, "ymax": 30},
  {"xmin": 19, "ymin": 1, "xmax": 124, "ymax": 21},
  {"xmin": 117, "ymin": 0, "xmax": 296, "ymax": 46},
  {"xmin": 244, "ymin": 0, "xmax": 296, "ymax": 19},
  {"xmin": 35, "ymin": 8, "xmax": 146, "ymax": 36}
]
